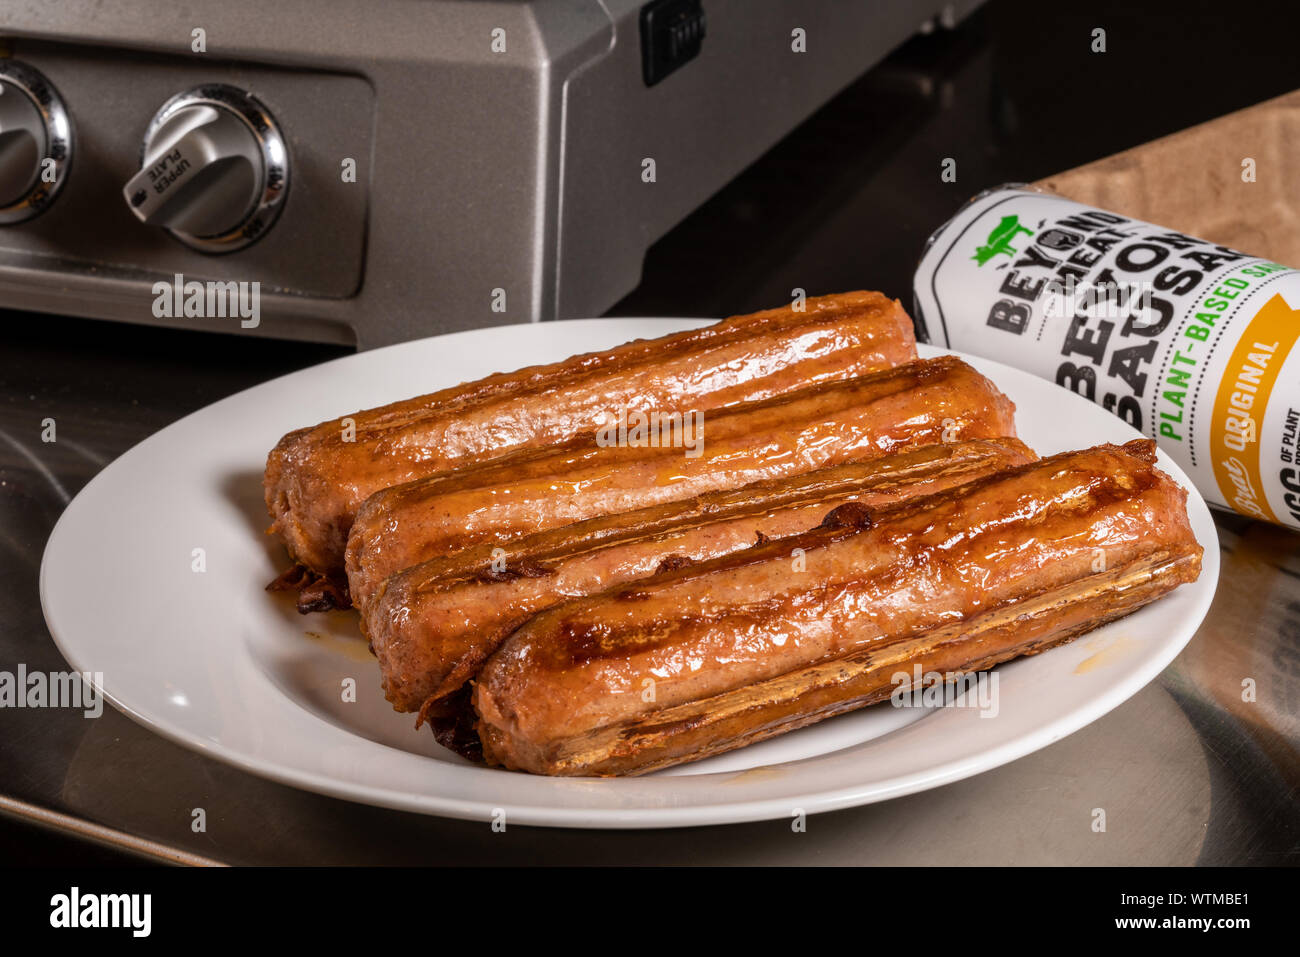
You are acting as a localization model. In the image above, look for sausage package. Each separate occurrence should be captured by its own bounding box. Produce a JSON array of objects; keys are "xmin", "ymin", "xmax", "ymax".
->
[{"xmin": 914, "ymin": 185, "xmax": 1300, "ymax": 530}]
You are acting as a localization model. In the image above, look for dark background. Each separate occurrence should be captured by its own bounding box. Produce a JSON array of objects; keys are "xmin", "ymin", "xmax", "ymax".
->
[
  {"xmin": 3, "ymin": 0, "xmax": 1298, "ymax": 865},
  {"xmin": 611, "ymin": 0, "xmax": 1300, "ymax": 318}
]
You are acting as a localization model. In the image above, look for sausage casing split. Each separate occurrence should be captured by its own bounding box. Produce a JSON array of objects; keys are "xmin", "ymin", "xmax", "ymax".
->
[
  {"xmin": 365, "ymin": 438, "xmax": 1036, "ymax": 718},
  {"xmin": 473, "ymin": 439, "xmax": 1203, "ymax": 776},
  {"xmin": 264, "ymin": 291, "xmax": 917, "ymax": 578},
  {"xmin": 345, "ymin": 355, "xmax": 1019, "ymax": 611}
]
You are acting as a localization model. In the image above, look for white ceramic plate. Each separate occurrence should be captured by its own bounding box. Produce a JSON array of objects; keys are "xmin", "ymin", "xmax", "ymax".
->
[{"xmin": 41, "ymin": 321, "xmax": 1219, "ymax": 828}]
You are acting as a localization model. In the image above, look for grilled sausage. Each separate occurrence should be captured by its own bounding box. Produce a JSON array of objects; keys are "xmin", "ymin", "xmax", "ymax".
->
[
  {"xmin": 365, "ymin": 438, "xmax": 1036, "ymax": 718},
  {"xmin": 473, "ymin": 439, "xmax": 1203, "ymax": 776},
  {"xmin": 265, "ymin": 291, "xmax": 917, "ymax": 578},
  {"xmin": 345, "ymin": 355, "xmax": 1019, "ymax": 610}
]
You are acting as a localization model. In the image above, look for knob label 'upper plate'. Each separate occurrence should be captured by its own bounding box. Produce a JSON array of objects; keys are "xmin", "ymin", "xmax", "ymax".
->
[{"xmin": 123, "ymin": 84, "xmax": 289, "ymax": 254}]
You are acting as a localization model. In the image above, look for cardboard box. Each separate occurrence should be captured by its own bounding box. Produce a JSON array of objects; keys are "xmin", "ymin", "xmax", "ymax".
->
[{"xmin": 1035, "ymin": 90, "xmax": 1300, "ymax": 268}]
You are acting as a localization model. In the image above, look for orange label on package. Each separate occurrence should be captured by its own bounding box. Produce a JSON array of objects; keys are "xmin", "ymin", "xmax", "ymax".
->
[{"xmin": 1210, "ymin": 294, "xmax": 1300, "ymax": 522}]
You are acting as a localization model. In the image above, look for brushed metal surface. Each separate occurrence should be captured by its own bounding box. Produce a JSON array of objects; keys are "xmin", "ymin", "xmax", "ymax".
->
[
  {"xmin": 0, "ymin": 43, "xmax": 369, "ymax": 300},
  {"xmin": 0, "ymin": 0, "xmax": 974, "ymax": 346},
  {"xmin": 0, "ymin": 319, "xmax": 1294, "ymax": 865}
]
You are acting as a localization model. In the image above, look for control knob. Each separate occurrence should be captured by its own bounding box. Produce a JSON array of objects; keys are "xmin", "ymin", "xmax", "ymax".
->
[
  {"xmin": 0, "ymin": 60, "xmax": 73, "ymax": 224},
  {"xmin": 122, "ymin": 84, "xmax": 288, "ymax": 252}
]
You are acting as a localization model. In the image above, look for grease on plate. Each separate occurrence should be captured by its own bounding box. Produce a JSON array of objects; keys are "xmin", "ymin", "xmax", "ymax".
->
[
  {"xmin": 304, "ymin": 630, "xmax": 375, "ymax": 664},
  {"xmin": 1074, "ymin": 634, "xmax": 1140, "ymax": 674}
]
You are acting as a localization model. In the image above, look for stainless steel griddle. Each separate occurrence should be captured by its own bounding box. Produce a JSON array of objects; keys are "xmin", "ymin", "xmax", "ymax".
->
[{"xmin": 0, "ymin": 0, "xmax": 978, "ymax": 347}]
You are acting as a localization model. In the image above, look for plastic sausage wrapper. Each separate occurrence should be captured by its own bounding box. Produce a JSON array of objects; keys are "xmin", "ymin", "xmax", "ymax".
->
[
  {"xmin": 345, "ymin": 355, "xmax": 1019, "ymax": 612},
  {"xmin": 365, "ymin": 437, "xmax": 1036, "ymax": 725},
  {"xmin": 914, "ymin": 185, "xmax": 1300, "ymax": 531},
  {"xmin": 473, "ymin": 439, "xmax": 1203, "ymax": 777},
  {"xmin": 264, "ymin": 290, "xmax": 917, "ymax": 594}
]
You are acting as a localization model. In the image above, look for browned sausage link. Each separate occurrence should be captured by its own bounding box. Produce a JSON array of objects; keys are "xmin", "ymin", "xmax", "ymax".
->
[
  {"xmin": 472, "ymin": 440, "xmax": 1203, "ymax": 777},
  {"xmin": 365, "ymin": 437, "xmax": 1037, "ymax": 716},
  {"xmin": 345, "ymin": 355, "xmax": 1018, "ymax": 612},
  {"xmin": 264, "ymin": 291, "xmax": 917, "ymax": 576}
]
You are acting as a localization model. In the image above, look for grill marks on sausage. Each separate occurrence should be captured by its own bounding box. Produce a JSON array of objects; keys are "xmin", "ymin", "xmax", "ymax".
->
[
  {"xmin": 472, "ymin": 440, "xmax": 1202, "ymax": 774},
  {"xmin": 818, "ymin": 501, "xmax": 875, "ymax": 531},
  {"xmin": 344, "ymin": 356, "xmax": 1020, "ymax": 609},
  {"xmin": 360, "ymin": 438, "xmax": 1037, "ymax": 717},
  {"xmin": 396, "ymin": 438, "xmax": 1032, "ymax": 600},
  {"xmin": 265, "ymin": 291, "xmax": 919, "ymax": 579},
  {"xmin": 338, "ymin": 293, "xmax": 915, "ymax": 444},
  {"xmin": 508, "ymin": 441, "xmax": 1174, "ymax": 672},
  {"xmin": 655, "ymin": 554, "xmax": 695, "ymax": 574},
  {"xmin": 472, "ymin": 557, "xmax": 555, "ymax": 584}
]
